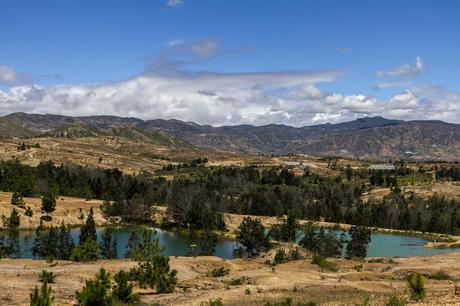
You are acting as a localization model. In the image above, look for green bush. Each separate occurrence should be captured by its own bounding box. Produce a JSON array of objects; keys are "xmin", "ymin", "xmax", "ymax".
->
[
  {"xmin": 30, "ymin": 281, "xmax": 54, "ymax": 306},
  {"xmin": 385, "ymin": 295, "xmax": 407, "ymax": 306},
  {"xmin": 25, "ymin": 206, "xmax": 33, "ymax": 217},
  {"xmin": 211, "ymin": 267, "xmax": 229, "ymax": 277},
  {"xmin": 75, "ymin": 268, "xmax": 112, "ymax": 306},
  {"xmin": 206, "ymin": 299, "xmax": 224, "ymax": 306},
  {"xmin": 70, "ymin": 239, "xmax": 98, "ymax": 262},
  {"xmin": 263, "ymin": 297, "xmax": 317, "ymax": 306},
  {"xmin": 273, "ymin": 249, "xmax": 288, "ymax": 265},
  {"xmin": 428, "ymin": 271, "xmax": 451, "ymax": 280},
  {"xmin": 405, "ymin": 272, "xmax": 426, "ymax": 301},
  {"xmin": 112, "ymin": 270, "xmax": 140, "ymax": 304},
  {"xmin": 39, "ymin": 270, "xmax": 55, "ymax": 284},
  {"xmin": 311, "ymin": 255, "xmax": 338, "ymax": 272}
]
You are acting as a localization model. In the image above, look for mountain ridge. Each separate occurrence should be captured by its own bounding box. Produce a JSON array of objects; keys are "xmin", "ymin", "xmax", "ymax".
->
[{"xmin": 1, "ymin": 112, "xmax": 459, "ymax": 160}]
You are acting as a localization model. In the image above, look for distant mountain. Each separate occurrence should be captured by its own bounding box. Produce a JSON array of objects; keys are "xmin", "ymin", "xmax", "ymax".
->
[{"xmin": 1, "ymin": 112, "xmax": 459, "ymax": 160}]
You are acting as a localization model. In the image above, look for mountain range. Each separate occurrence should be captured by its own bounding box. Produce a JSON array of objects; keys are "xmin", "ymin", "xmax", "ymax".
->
[{"xmin": 1, "ymin": 112, "xmax": 459, "ymax": 161}]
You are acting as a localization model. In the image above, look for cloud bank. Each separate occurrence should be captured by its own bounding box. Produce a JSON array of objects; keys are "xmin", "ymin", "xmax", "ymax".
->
[{"xmin": 1, "ymin": 68, "xmax": 459, "ymax": 126}]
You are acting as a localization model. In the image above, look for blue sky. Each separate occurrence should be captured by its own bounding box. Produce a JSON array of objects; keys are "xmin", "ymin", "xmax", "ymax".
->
[{"xmin": 0, "ymin": 0, "xmax": 459, "ymax": 126}]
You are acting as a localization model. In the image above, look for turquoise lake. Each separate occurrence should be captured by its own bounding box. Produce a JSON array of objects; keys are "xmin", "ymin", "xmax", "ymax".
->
[{"xmin": 15, "ymin": 226, "xmax": 460, "ymax": 259}]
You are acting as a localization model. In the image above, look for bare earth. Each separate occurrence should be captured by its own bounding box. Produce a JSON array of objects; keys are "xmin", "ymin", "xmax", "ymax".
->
[{"xmin": 0, "ymin": 253, "xmax": 459, "ymax": 306}]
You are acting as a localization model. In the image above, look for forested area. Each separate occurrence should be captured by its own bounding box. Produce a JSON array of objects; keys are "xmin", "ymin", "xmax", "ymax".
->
[{"xmin": 0, "ymin": 160, "xmax": 459, "ymax": 235}]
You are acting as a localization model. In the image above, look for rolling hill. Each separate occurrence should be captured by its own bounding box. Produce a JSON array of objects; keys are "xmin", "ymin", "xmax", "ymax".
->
[{"xmin": 1, "ymin": 112, "xmax": 459, "ymax": 160}]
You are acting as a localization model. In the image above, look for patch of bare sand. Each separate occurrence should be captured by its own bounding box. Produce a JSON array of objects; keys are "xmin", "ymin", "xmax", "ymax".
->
[
  {"xmin": 0, "ymin": 253, "xmax": 459, "ymax": 305},
  {"xmin": 0, "ymin": 192, "xmax": 106, "ymax": 229}
]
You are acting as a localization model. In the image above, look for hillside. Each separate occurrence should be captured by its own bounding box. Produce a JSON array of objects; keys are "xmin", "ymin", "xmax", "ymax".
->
[{"xmin": 1, "ymin": 113, "xmax": 459, "ymax": 160}]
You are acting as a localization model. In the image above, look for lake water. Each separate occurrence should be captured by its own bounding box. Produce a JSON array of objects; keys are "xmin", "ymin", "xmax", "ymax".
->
[{"xmin": 15, "ymin": 226, "xmax": 460, "ymax": 259}]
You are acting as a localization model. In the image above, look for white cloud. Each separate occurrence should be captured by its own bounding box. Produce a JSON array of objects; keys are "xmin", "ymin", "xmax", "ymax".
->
[
  {"xmin": 0, "ymin": 66, "xmax": 19, "ymax": 86},
  {"xmin": 376, "ymin": 56, "xmax": 425, "ymax": 78},
  {"xmin": 166, "ymin": 0, "xmax": 184, "ymax": 7},
  {"xmin": 1, "ymin": 65, "xmax": 459, "ymax": 126}
]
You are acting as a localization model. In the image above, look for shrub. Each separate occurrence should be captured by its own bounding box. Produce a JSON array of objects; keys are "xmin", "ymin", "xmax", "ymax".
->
[
  {"xmin": 30, "ymin": 281, "xmax": 54, "ymax": 306},
  {"xmin": 11, "ymin": 192, "xmax": 25, "ymax": 208},
  {"xmin": 112, "ymin": 270, "xmax": 140, "ymax": 304},
  {"xmin": 39, "ymin": 270, "xmax": 55, "ymax": 284},
  {"xmin": 311, "ymin": 255, "xmax": 338, "ymax": 272},
  {"xmin": 211, "ymin": 267, "xmax": 229, "ymax": 277},
  {"xmin": 245, "ymin": 288, "xmax": 251, "ymax": 295},
  {"xmin": 75, "ymin": 268, "xmax": 112, "ymax": 306},
  {"xmin": 207, "ymin": 299, "xmax": 224, "ymax": 306},
  {"xmin": 273, "ymin": 249, "xmax": 288, "ymax": 265},
  {"xmin": 25, "ymin": 206, "xmax": 33, "ymax": 217},
  {"xmin": 263, "ymin": 298, "xmax": 317, "ymax": 306},
  {"xmin": 225, "ymin": 278, "xmax": 243, "ymax": 286},
  {"xmin": 385, "ymin": 295, "xmax": 407, "ymax": 306},
  {"xmin": 353, "ymin": 264, "xmax": 363, "ymax": 272},
  {"xmin": 70, "ymin": 239, "xmax": 99, "ymax": 262},
  {"xmin": 405, "ymin": 272, "xmax": 426, "ymax": 301},
  {"xmin": 428, "ymin": 271, "xmax": 451, "ymax": 280}
]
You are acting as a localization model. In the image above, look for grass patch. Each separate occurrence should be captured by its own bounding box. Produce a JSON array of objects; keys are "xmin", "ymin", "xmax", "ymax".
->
[{"xmin": 311, "ymin": 255, "xmax": 338, "ymax": 272}]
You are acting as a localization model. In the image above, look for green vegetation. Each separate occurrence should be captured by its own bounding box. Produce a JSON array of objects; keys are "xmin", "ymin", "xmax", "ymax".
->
[
  {"xmin": 273, "ymin": 249, "xmax": 288, "ymax": 265},
  {"xmin": 211, "ymin": 267, "xmax": 229, "ymax": 277},
  {"xmin": 385, "ymin": 295, "xmax": 407, "ymax": 306},
  {"xmin": 299, "ymin": 222, "xmax": 343, "ymax": 257},
  {"xmin": 75, "ymin": 268, "xmax": 112, "ymax": 306},
  {"xmin": 32, "ymin": 221, "xmax": 75, "ymax": 260},
  {"xmin": 346, "ymin": 225, "xmax": 371, "ymax": 259},
  {"xmin": 234, "ymin": 217, "xmax": 271, "ymax": 257},
  {"xmin": 30, "ymin": 281, "xmax": 54, "ymax": 306},
  {"xmin": 131, "ymin": 229, "xmax": 178, "ymax": 293},
  {"xmin": 428, "ymin": 270, "xmax": 452, "ymax": 280},
  {"xmin": 1, "ymin": 160, "xmax": 459, "ymax": 235},
  {"xmin": 41, "ymin": 193, "xmax": 56, "ymax": 216},
  {"xmin": 99, "ymin": 229, "xmax": 118, "ymax": 259},
  {"xmin": 39, "ymin": 270, "xmax": 55, "ymax": 284},
  {"xmin": 311, "ymin": 255, "xmax": 338, "ymax": 272},
  {"xmin": 405, "ymin": 272, "xmax": 426, "ymax": 301},
  {"xmin": 0, "ymin": 208, "xmax": 21, "ymax": 258},
  {"xmin": 112, "ymin": 270, "xmax": 140, "ymax": 304},
  {"xmin": 70, "ymin": 239, "xmax": 99, "ymax": 262},
  {"xmin": 11, "ymin": 191, "xmax": 25, "ymax": 207},
  {"xmin": 263, "ymin": 298, "xmax": 317, "ymax": 306}
]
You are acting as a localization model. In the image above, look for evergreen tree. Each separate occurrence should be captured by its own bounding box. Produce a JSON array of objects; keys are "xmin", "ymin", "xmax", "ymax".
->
[
  {"xmin": 234, "ymin": 217, "xmax": 270, "ymax": 256},
  {"xmin": 75, "ymin": 268, "xmax": 112, "ymax": 306},
  {"xmin": 11, "ymin": 192, "xmax": 25, "ymax": 208},
  {"xmin": 70, "ymin": 239, "xmax": 99, "ymax": 262},
  {"xmin": 99, "ymin": 229, "xmax": 118, "ymax": 259},
  {"xmin": 112, "ymin": 270, "xmax": 139, "ymax": 303},
  {"xmin": 346, "ymin": 225, "xmax": 371, "ymax": 259},
  {"xmin": 30, "ymin": 281, "xmax": 54, "ymax": 306},
  {"xmin": 79, "ymin": 208, "xmax": 97, "ymax": 244},
  {"xmin": 134, "ymin": 229, "xmax": 178, "ymax": 293},
  {"xmin": 124, "ymin": 231, "xmax": 140, "ymax": 259},
  {"xmin": 198, "ymin": 230, "xmax": 218, "ymax": 256},
  {"xmin": 32, "ymin": 221, "xmax": 47, "ymax": 258},
  {"xmin": 41, "ymin": 193, "xmax": 56, "ymax": 215},
  {"xmin": 57, "ymin": 222, "xmax": 75, "ymax": 260}
]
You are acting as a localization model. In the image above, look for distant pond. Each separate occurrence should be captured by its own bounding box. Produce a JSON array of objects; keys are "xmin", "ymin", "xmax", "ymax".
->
[{"xmin": 14, "ymin": 226, "xmax": 460, "ymax": 259}]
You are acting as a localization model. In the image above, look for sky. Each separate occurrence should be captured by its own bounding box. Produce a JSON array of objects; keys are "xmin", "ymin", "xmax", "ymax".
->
[{"xmin": 0, "ymin": 0, "xmax": 459, "ymax": 126}]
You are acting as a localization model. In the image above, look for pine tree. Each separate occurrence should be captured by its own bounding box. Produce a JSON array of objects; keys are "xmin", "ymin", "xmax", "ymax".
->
[
  {"xmin": 11, "ymin": 192, "xmax": 25, "ymax": 208},
  {"xmin": 124, "ymin": 231, "xmax": 139, "ymax": 259},
  {"xmin": 346, "ymin": 225, "xmax": 372, "ymax": 259},
  {"xmin": 32, "ymin": 221, "xmax": 47, "ymax": 258},
  {"xmin": 41, "ymin": 193, "xmax": 56, "ymax": 215},
  {"xmin": 30, "ymin": 281, "xmax": 54, "ymax": 306},
  {"xmin": 112, "ymin": 270, "xmax": 139, "ymax": 303},
  {"xmin": 198, "ymin": 230, "xmax": 218, "ymax": 256},
  {"xmin": 99, "ymin": 229, "xmax": 118, "ymax": 259},
  {"xmin": 75, "ymin": 268, "xmax": 112, "ymax": 306},
  {"xmin": 79, "ymin": 208, "xmax": 96, "ymax": 244},
  {"xmin": 57, "ymin": 222, "xmax": 75, "ymax": 260}
]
